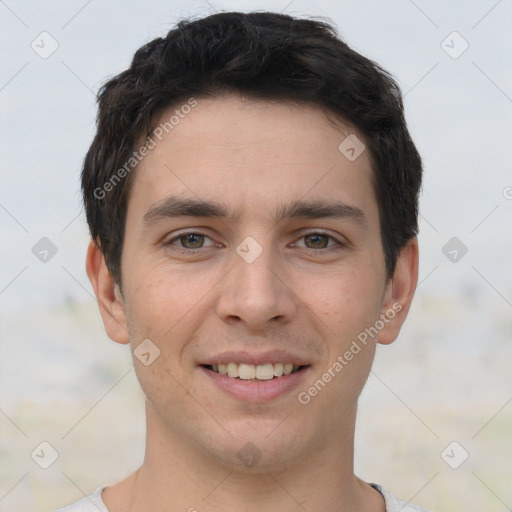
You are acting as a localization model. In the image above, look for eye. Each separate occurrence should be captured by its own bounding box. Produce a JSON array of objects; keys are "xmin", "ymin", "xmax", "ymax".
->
[
  {"xmin": 294, "ymin": 232, "xmax": 343, "ymax": 250},
  {"xmin": 177, "ymin": 233, "xmax": 206, "ymax": 249},
  {"xmin": 165, "ymin": 231, "xmax": 218, "ymax": 252}
]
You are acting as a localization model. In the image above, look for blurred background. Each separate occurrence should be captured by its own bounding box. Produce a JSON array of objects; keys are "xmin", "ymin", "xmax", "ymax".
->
[{"xmin": 0, "ymin": 0, "xmax": 511, "ymax": 510}]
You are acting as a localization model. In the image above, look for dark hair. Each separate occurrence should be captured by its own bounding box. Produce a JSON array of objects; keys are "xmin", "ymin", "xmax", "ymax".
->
[{"xmin": 82, "ymin": 11, "xmax": 422, "ymax": 285}]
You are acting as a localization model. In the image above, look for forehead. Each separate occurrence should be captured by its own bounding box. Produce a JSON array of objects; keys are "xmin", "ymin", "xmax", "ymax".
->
[{"xmin": 129, "ymin": 95, "xmax": 377, "ymax": 225}]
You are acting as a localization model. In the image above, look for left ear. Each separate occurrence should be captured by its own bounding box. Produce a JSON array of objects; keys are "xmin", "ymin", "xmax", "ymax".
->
[{"xmin": 378, "ymin": 237, "xmax": 419, "ymax": 345}]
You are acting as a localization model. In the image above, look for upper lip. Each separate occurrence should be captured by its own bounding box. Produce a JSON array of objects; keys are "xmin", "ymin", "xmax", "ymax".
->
[{"xmin": 200, "ymin": 349, "xmax": 311, "ymax": 366}]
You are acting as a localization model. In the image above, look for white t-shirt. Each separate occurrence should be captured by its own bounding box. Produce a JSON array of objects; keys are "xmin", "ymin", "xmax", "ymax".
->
[{"xmin": 53, "ymin": 483, "xmax": 432, "ymax": 511}]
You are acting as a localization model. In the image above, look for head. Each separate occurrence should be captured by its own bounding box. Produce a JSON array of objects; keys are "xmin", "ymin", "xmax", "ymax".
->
[
  {"xmin": 83, "ymin": 11, "xmax": 421, "ymax": 288},
  {"xmin": 84, "ymin": 12, "xmax": 421, "ymax": 473}
]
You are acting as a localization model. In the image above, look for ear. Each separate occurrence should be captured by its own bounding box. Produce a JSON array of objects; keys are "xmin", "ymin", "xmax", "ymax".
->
[
  {"xmin": 378, "ymin": 237, "xmax": 419, "ymax": 345},
  {"xmin": 85, "ymin": 240, "xmax": 130, "ymax": 345}
]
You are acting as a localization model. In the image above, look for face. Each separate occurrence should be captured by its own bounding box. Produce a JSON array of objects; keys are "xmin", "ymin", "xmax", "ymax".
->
[{"xmin": 88, "ymin": 94, "xmax": 417, "ymax": 472}]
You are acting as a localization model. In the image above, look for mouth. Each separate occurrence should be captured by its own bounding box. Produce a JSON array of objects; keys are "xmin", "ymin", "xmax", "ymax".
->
[
  {"xmin": 200, "ymin": 362, "xmax": 309, "ymax": 381},
  {"xmin": 199, "ymin": 361, "xmax": 311, "ymax": 402}
]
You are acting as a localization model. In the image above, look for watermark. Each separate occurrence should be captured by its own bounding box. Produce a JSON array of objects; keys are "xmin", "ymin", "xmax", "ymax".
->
[
  {"xmin": 31, "ymin": 441, "xmax": 59, "ymax": 469},
  {"xmin": 297, "ymin": 302, "xmax": 402, "ymax": 405},
  {"xmin": 441, "ymin": 441, "xmax": 469, "ymax": 469},
  {"xmin": 237, "ymin": 442, "xmax": 262, "ymax": 468},
  {"xmin": 441, "ymin": 236, "xmax": 468, "ymax": 263},
  {"xmin": 441, "ymin": 31, "xmax": 469, "ymax": 60},
  {"xmin": 31, "ymin": 31, "xmax": 59, "ymax": 59},
  {"xmin": 236, "ymin": 236, "xmax": 263, "ymax": 264},
  {"xmin": 134, "ymin": 338, "xmax": 161, "ymax": 366},
  {"xmin": 93, "ymin": 97, "xmax": 198, "ymax": 200},
  {"xmin": 32, "ymin": 236, "xmax": 58, "ymax": 263},
  {"xmin": 338, "ymin": 133, "xmax": 366, "ymax": 161}
]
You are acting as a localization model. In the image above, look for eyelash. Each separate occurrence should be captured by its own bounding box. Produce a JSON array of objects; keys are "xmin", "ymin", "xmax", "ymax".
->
[{"xmin": 164, "ymin": 230, "xmax": 345, "ymax": 255}]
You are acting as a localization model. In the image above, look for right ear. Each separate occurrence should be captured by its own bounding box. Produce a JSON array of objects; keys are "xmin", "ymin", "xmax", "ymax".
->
[{"xmin": 85, "ymin": 240, "xmax": 130, "ymax": 344}]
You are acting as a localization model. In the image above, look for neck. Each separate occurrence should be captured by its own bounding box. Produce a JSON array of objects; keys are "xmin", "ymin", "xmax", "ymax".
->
[{"xmin": 103, "ymin": 402, "xmax": 385, "ymax": 512}]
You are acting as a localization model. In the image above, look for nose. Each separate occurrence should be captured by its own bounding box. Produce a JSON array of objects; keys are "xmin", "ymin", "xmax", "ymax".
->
[{"xmin": 216, "ymin": 244, "xmax": 297, "ymax": 331}]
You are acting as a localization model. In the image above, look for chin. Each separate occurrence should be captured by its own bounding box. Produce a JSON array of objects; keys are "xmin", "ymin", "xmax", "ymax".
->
[{"xmin": 203, "ymin": 417, "xmax": 311, "ymax": 473}]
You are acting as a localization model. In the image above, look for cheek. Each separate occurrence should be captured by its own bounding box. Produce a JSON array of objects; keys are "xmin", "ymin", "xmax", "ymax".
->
[
  {"xmin": 123, "ymin": 264, "xmax": 223, "ymax": 395},
  {"xmin": 298, "ymin": 266, "xmax": 384, "ymax": 344},
  {"xmin": 295, "ymin": 270, "xmax": 383, "ymax": 412},
  {"xmin": 125, "ymin": 263, "xmax": 209, "ymax": 337}
]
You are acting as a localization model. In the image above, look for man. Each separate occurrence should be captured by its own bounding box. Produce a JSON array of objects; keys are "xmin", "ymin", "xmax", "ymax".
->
[{"xmin": 56, "ymin": 11, "xmax": 430, "ymax": 512}]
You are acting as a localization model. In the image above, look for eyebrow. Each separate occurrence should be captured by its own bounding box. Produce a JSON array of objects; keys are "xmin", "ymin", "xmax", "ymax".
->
[{"xmin": 143, "ymin": 196, "xmax": 367, "ymax": 227}]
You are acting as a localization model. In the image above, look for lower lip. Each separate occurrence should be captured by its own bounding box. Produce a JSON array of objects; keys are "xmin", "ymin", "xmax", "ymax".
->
[{"xmin": 199, "ymin": 366, "xmax": 311, "ymax": 402}]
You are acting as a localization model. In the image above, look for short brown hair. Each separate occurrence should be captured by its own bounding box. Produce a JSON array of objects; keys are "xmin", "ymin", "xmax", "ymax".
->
[{"xmin": 82, "ymin": 11, "xmax": 422, "ymax": 285}]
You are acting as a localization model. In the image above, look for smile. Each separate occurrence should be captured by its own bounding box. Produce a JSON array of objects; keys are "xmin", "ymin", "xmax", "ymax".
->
[
  {"xmin": 204, "ymin": 362, "xmax": 305, "ymax": 380},
  {"xmin": 200, "ymin": 362, "xmax": 311, "ymax": 402}
]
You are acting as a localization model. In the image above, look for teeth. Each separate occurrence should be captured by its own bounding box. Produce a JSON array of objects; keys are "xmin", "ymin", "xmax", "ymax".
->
[
  {"xmin": 273, "ymin": 363, "xmax": 284, "ymax": 377},
  {"xmin": 255, "ymin": 363, "xmax": 274, "ymax": 380},
  {"xmin": 209, "ymin": 362, "xmax": 302, "ymax": 380},
  {"xmin": 238, "ymin": 363, "xmax": 256, "ymax": 380},
  {"xmin": 227, "ymin": 362, "xmax": 239, "ymax": 378}
]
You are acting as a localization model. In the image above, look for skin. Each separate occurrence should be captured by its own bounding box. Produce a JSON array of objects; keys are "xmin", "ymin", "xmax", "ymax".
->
[{"xmin": 86, "ymin": 94, "xmax": 418, "ymax": 512}]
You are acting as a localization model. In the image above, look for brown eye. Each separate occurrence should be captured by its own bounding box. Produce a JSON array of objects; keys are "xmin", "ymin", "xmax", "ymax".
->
[
  {"xmin": 164, "ymin": 231, "xmax": 219, "ymax": 255},
  {"xmin": 303, "ymin": 233, "xmax": 330, "ymax": 249},
  {"xmin": 179, "ymin": 233, "xmax": 205, "ymax": 249}
]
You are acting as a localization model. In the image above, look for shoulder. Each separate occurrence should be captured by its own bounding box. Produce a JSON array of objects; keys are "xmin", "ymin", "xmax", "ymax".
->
[
  {"xmin": 371, "ymin": 483, "xmax": 433, "ymax": 512},
  {"xmin": 52, "ymin": 487, "xmax": 109, "ymax": 512}
]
